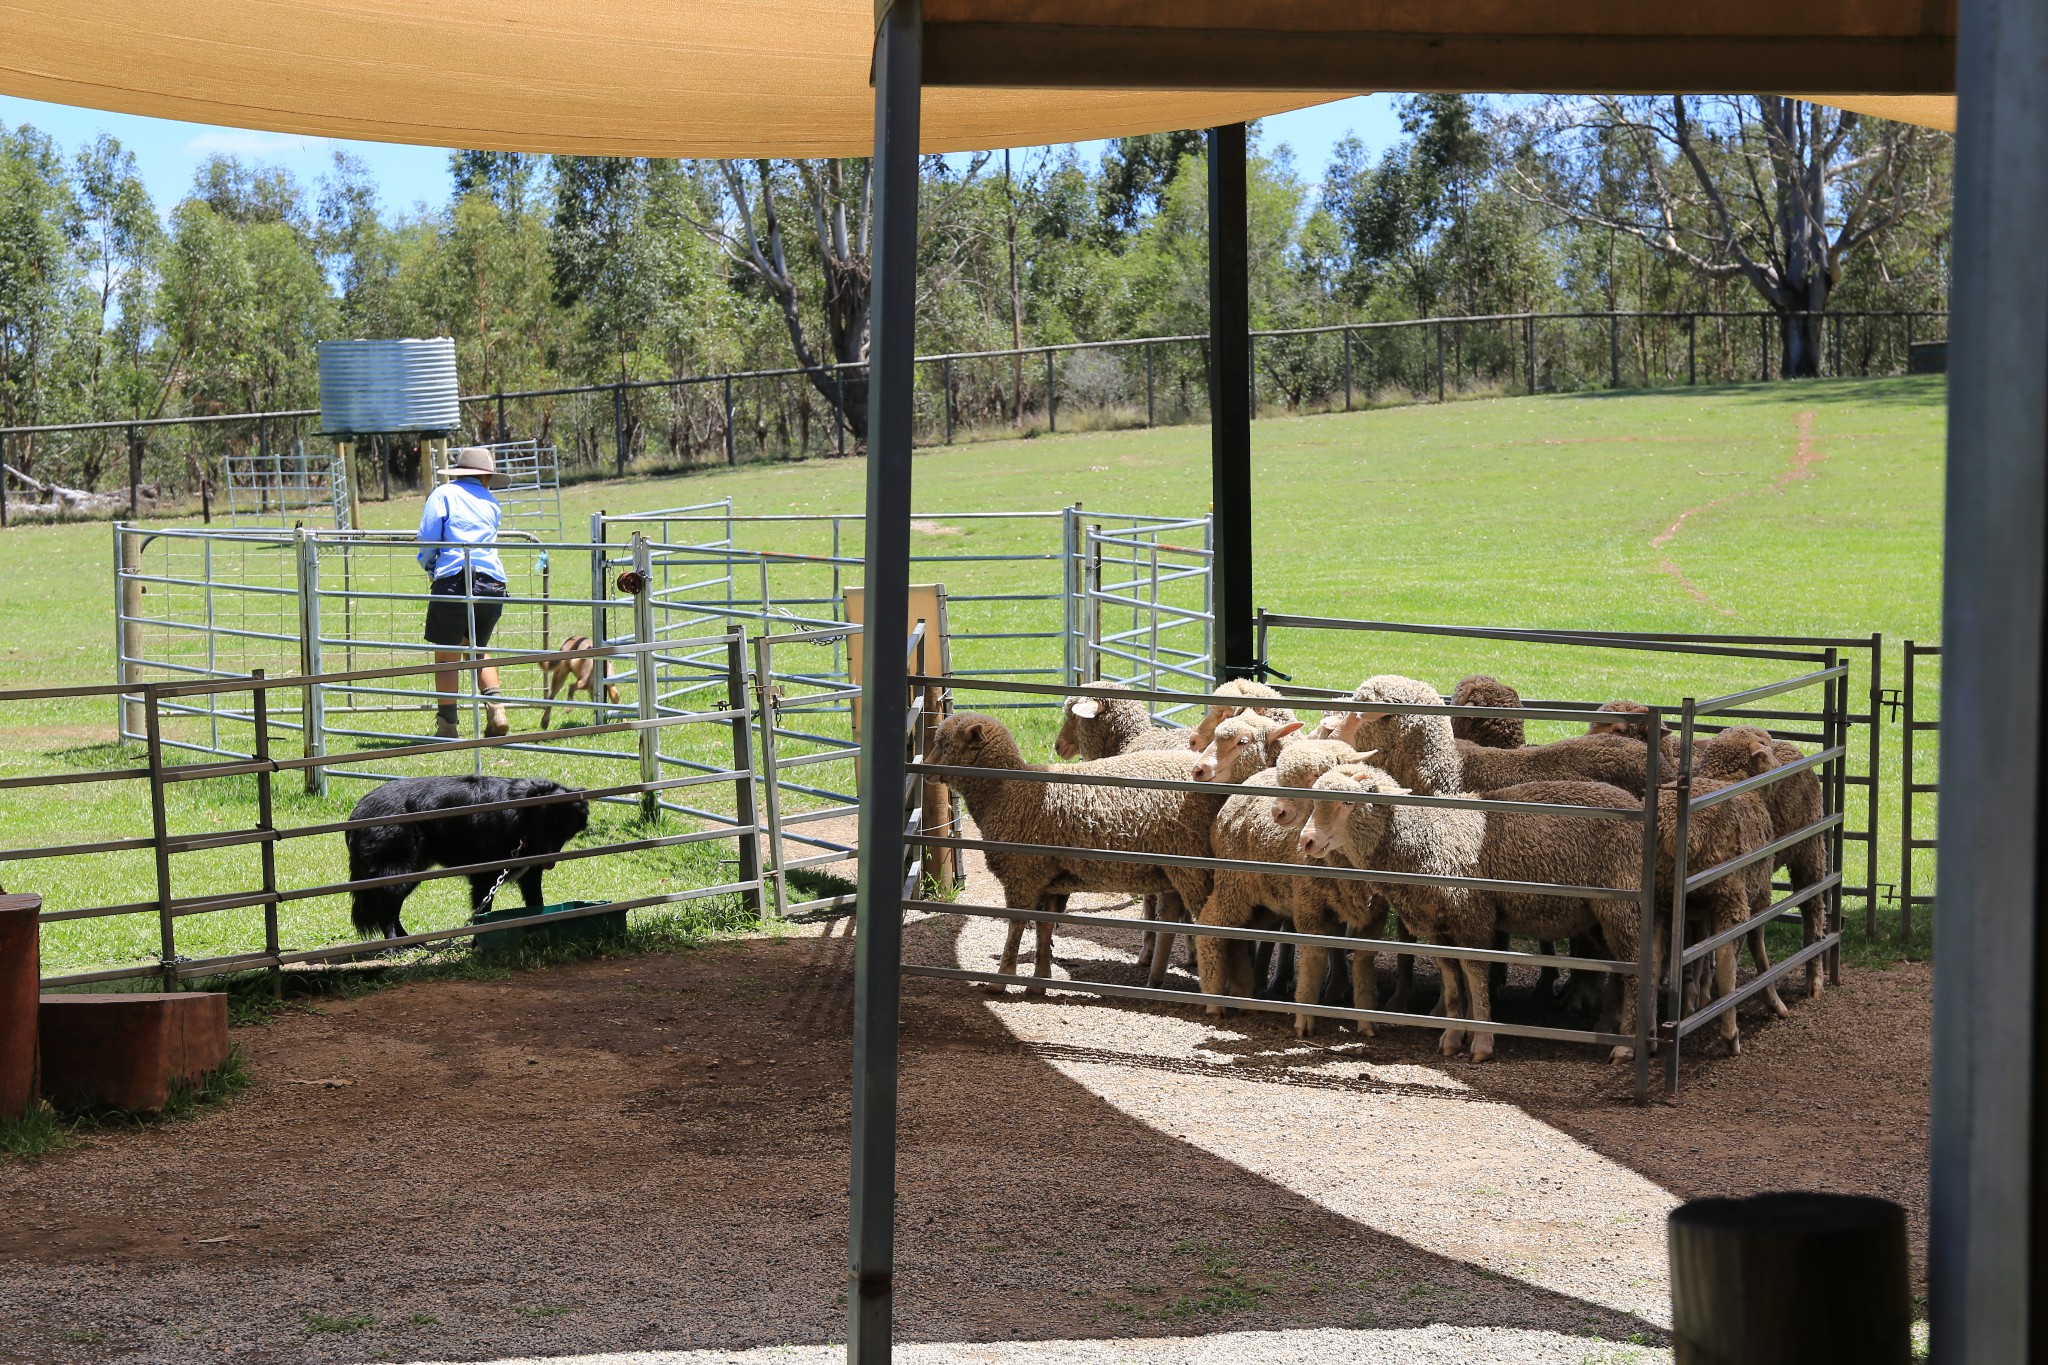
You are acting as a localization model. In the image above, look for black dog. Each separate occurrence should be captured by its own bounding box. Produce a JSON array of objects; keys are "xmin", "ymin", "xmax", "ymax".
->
[{"xmin": 344, "ymin": 776, "xmax": 590, "ymax": 939}]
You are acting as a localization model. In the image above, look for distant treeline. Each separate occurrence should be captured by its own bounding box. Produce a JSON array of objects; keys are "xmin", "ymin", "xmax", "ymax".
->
[{"xmin": 0, "ymin": 95, "xmax": 1951, "ymax": 493}]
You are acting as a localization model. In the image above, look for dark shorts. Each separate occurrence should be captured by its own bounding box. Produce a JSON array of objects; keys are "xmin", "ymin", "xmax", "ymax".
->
[{"xmin": 424, "ymin": 571, "xmax": 507, "ymax": 647}]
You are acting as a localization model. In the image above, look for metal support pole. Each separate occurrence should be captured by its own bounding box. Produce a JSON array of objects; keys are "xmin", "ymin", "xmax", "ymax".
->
[
  {"xmin": 296, "ymin": 530, "xmax": 327, "ymax": 797},
  {"xmin": 1688, "ymin": 315, "xmax": 1698, "ymax": 386},
  {"xmin": 1342, "ymin": 328, "xmax": 1354, "ymax": 411},
  {"xmin": 725, "ymin": 374, "xmax": 737, "ymax": 465},
  {"xmin": 1145, "ymin": 343, "xmax": 1156, "ymax": 427},
  {"xmin": 1610, "ymin": 313, "xmax": 1622, "ymax": 388},
  {"xmin": 1760, "ymin": 315, "xmax": 1770, "ymax": 382},
  {"xmin": 727, "ymin": 632, "xmax": 765, "ymax": 920},
  {"xmin": 590, "ymin": 511, "xmax": 611, "ymax": 718},
  {"xmin": 1, "ymin": 433, "xmax": 9, "ymax": 528},
  {"xmin": 1865, "ymin": 632, "xmax": 1884, "ymax": 937},
  {"xmin": 753, "ymin": 634, "xmax": 788, "ymax": 918},
  {"xmin": 1524, "ymin": 315, "xmax": 1536, "ymax": 394},
  {"xmin": 943, "ymin": 357, "xmax": 954, "ymax": 443},
  {"xmin": 1634, "ymin": 707, "xmax": 1662, "ymax": 1104},
  {"xmin": 1900, "ymin": 641, "xmax": 1919, "ymax": 943},
  {"xmin": 1928, "ymin": 0, "xmax": 2048, "ymax": 1346},
  {"xmin": 144, "ymin": 686, "xmax": 177, "ymax": 992},
  {"xmin": 1435, "ymin": 322, "xmax": 1446, "ymax": 402},
  {"xmin": 127, "ymin": 424, "xmax": 140, "ymax": 517},
  {"xmin": 614, "ymin": 384, "xmax": 627, "ymax": 476},
  {"xmin": 116, "ymin": 523, "xmax": 145, "ymax": 736},
  {"xmin": 1207, "ymin": 122, "xmax": 1255, "ymax": 683},
  {"xmin": 1045, "ymin": 349, "xmax": 1055, "ymax": 432},
  {"xmin": 497, "ymin": 393, "xmax": 509, "ymax": 443},
  {"xmin": 1664, "ymin": 700, "xmax": 1696, "ymax": 1095},
  {"xmin": 252, "ymin": 671, "xmax": 281, "ymax": 993},
  {"xmin": 849, "ymin": 4, "xmax": 919, "ymax": 1357},
  {"xmin": 631, "ymin": 534, "xmax": 659, "ymax": 823},
  {"xmin": 1060, "ymin": 505, "xmax": 1079, "ymax": 686}
]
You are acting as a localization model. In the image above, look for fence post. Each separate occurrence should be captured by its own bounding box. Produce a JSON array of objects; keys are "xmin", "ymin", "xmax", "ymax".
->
[
  {"xmin": 613, "ymin": 384, "xmax": 627, "ymax": 476},
  {"xmin": 295, "ymin": 529, "xmax": 327, "ymax": 797},
  {"xmin": 1688, "ymin": 315, "xmax": 1698, "ymax": 386},
  {"xmin": 1045, "ymin": 349, "xmax": 1056, "ymax": 432},
  {"xmin": 1138, "ymin": 341, "xmax": 1155, "ymax": 427},
  {"xmin": 1632, "ymin": 707, "xmax": 1663, "ymax": 1104},
  {"xmin": 1435, "ymin": 323, "xmax": 1446, "ymax": 402},
  {"xmin": 1865, "ymin": 632, "xmax": 1884, "ymax": 938},
  {"xmin": 251, "ymin": 670, "xmax": 282, "ymax": 993},
  {"xmin": 943, "ymin": 357, "xmax": 955, "ymax": 443},
  {"xmin": 497, "ymin": 393, "xmax": 509, "ymax": 443},
  {"xmin": 1342, "ymin": 328, "xmax": 1354, "ymax": 411},
  {"xmin": 1247, "ymin": 333, "xmax": 1256, "ymax": 417},
  {"xmin": 1609, "ymin": 313, "xmax": 1622, "ymax": 388},
  {"xmin": 1900, "ymin": 641, "xmax": 1919, "ymax": 942},
  {"xmin": 835, "ymin": 372, "xmax": 847, "ymax": 456},
  {"xmin": 1, "ymin": 432, "xmax": 9, "ymax": 528},
  {"xmin": 127, "ymin": 424, "xmax": 140, "ymax": 517},
  {"xmin": 631, "ymin": 533, "xmax": 659, "ymax": 822},
  {"xmin": 1824, "ymin": 646, "xmax": 1846, "ymax": 985},
  {"xmin": 116, "ymin": 523, "xmax": 146, "ymax": 737},
  {"xmin": 724, "ymin": 374, "xmax": 737, "ymax": 465},
  {"xmin": 589, "ymin": 511, "xmax": 613, "ymax": 719},
  {"xmin": 1523, "ymin": 315, "xmax": 1535, "ymax": 394},
  {"xmin": 143, "ymin": 685, "xmax": 179, "ymax": 993},
  {"xmin": 1665, "ymin": 699, "xmax": 1697, "ymax": 1095},
  {"xmin": 1759, "ymin": 314, "xmax": 1769, "ymax": 382},
  {"xmin": 753, "ymin": 633, "xmax": 787, "ymax": 918},
  {"xmin": 726, "ymin": 631, "xmax": 766, "ymax": 920},
  {"xmin": 1060, "ymin": 505, "xmax": 1079, "ymax": 686}
]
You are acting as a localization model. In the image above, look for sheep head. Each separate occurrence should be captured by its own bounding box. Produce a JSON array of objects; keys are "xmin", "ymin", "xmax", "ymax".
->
[
  {"xmin": 1052, "ymin": 693, "xmax": 1106, "ymax": 759},
  {"xmin": 1193, "ymin": 715, "xmax": 1302, "ymax": 782},
  {"xmin": 1297, "ymin": 763, "xmax": 1406, "ymax": 862},
  {"xmin": 928, "ymin": 712, "xmax": 1017, "ymax": 770},
  {"xmin": 1314, "ymin": 674, "xmax": 1441, "ymax": 745},
  {"xmin": 1702, "ymin": 725, "xmax": 1778, "ymax": 779},
  {"xmin": 1268, "ymin": 742, "xmax": 1375, "ymax": 828},
  {"xmin": 1587, "ymin": 699, "xmax": 1667, "ymax": 743}
]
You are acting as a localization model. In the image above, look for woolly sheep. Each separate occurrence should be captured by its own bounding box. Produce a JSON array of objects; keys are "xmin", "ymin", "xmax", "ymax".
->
[
  {"xmin": 1298, "ymin": 765, "xmax": 1648, "ymax": 1064},
  {"xmin": 1449, "ymin": 674, "xmax": 1526, "ymax": 750},
  {"xmin": 1184, "ymin": 677, "xmax": 1297, "ymax": 752},
  {"xmin": 1053, "ymin": 689, "xmax": 1189, "ymax": 761},
  {"xmin": 929, "ymin": 710, "xmax": 1272, "ymax": 993},
  {"xmin": 1597, "ymin": 699, "xmax": 1830, "ymax": 1000}
]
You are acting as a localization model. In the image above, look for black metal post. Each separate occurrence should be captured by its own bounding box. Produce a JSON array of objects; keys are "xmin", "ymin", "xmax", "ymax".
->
[
  {"xmin": 1, "ymin": 432, "xmax": 10, "ymax": 528},
  {"xmin": 613, "ymin": 384, "xmax": 626, "ymax": 476},
  {"xmin": 1145, "ymin": 343, "xmax": 1155, "ymax": 427},
  {"xmin": 1610, "ymin": 313, "xmax": 1622, "ymax": 388},
  {"xmin": 1760, "ymin": 315, "xmax": 1770, "ymax": 382},
  {"xmin": 1247, "ymin": 333, "xmax": 1256, "ymax": 417},
  {"xmin": 127, "ymin": 425, "xmax": 140, "ymax": 516},
  {"xmin": 1930, "ymin": 0, "xmax": 2048, "ymax": 1352},
  {"xmin": 1207, "ymin": 122, "xmax": 1254, "ymax": 683},
  {"xmin": 724, "ymin": 374, "xmax": 737, "ymax": 465},
  {"xmin": 1045, "ymin": 349, "xmax": 1055, "ymax": 432},
  {"xmin": 1523, "ymin": 315, "xmax": 1535, "ymax": 394},
  {"xmin": 1435, "ymin": 322, "xmax": 1446, "ymax": 402},
  {"xmin": 849, "ymin": 3, "xmax": 919, "ymax": 1359},
  {"xmin": 1688, "ymin": 315, "xmax": 1698, "ymax": 386},
  {"xmin": 1342, "ymin": 328, "xmax": 1354, "ymax": 410},
  {"xmin": 497, "ymin": 393, "xmax": 509, "ymax": 443},
  {"xmin": 943, "ymin": 357, "xmax": 954, "ymax": 443}
]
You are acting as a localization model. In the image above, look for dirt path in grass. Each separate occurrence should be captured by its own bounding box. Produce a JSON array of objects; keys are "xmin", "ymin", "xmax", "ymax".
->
[
  {"xmin": 1651, "ymin": 410, "xmax": 1826, "ymax": 616},
  {"xmin": 0, "ymin": 825, "xmax": 1927, "ymax": 1364}
]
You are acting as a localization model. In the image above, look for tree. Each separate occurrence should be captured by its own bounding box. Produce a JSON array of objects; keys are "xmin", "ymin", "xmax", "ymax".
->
[
  {"xmin": 1097, "ymin": 131, "xmax": 1206, "ymax": 241},
  {"xmin": 549, "ymin": 155, "xmax": 656, "ymax": 381},
  {"xmin": 1510, "ymin": 96, "xmax": 1950, "ymax": 377},
  {"xmin": 0, "ymin": 126, "xmax": 79, "ymax": 475},
  {"xmin": 70, "ymin": 134, "xmax": 163, "ymax": 484}
]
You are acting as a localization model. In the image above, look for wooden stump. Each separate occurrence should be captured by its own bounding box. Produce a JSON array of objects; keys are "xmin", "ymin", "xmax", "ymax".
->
[
  {"xmin": 38, "ymin": 992, "xmax": 229, "ymax": 1115},
  {"xmin": 0, "ymin": 893, "xmax": 40, "ymax": 1120},
  {"xmin": 1669, "ymin": 1191, "xmax": 1909, "ymax": 1364}
]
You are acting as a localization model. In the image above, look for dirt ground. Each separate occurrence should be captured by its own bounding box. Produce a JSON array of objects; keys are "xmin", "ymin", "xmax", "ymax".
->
[{"xmin": 0, "ymin": 818, "xmax": 1930, "ymax": 1365}]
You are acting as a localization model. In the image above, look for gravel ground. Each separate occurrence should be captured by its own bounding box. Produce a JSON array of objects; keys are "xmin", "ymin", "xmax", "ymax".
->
[{"xmin": 0, "ymin": 827, "xmax": 1926, "ymax": 1365}]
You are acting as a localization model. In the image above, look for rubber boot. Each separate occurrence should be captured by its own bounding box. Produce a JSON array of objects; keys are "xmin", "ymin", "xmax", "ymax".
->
[
  {"xmin": 484, "ymin": 702, "xmax": 510, "ymax": 738},
  {"xmin": 434, "ymin": 716, "xmax": 460, "ymax": 740}
]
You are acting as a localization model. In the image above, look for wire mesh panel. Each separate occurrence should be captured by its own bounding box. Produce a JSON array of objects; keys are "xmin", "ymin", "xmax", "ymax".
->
[{"xmin": 224, "ymin": 448, "xmax": 349, "ymax": 529}]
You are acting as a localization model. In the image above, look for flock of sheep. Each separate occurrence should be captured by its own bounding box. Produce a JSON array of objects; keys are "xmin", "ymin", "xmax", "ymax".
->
[{"xmin": 925, "ymin": 673, "xmax": 1829, "ymax": 1064}]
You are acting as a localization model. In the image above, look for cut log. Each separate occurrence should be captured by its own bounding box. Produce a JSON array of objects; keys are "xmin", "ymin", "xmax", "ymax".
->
[
  {"xmin": 0, "ymin": 893, "xmax": 39, "ymax": 1120},
  {"xmin": 37, "ymin": 992, "xmax": 230, "ymax": 1114},
  {"xmin": 1668, "ymin": 1191, "xmax": 1909, "ymax": 1364}
]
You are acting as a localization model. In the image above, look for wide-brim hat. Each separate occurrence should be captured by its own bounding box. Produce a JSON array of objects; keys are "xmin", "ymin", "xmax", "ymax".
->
[{"xmin": 438, "ymin": 445, "xmax": 510, "ymax": 489}]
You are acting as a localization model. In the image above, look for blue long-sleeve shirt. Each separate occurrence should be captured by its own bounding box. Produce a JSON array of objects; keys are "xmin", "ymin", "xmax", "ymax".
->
[{"xmin": 416, "ymin": 479, "xmax": 506, "ymax": 581}]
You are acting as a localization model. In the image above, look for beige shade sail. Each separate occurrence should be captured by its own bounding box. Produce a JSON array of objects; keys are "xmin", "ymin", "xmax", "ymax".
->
[{"xmin": 0, "ymin": 0, "xmax": 1328, "ymax": 157}]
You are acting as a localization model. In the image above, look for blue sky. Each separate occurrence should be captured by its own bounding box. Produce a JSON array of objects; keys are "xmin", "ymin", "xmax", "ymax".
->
[{"xmin": 0, "ymin": 92, "xmax": 1406, "ymax": 219}]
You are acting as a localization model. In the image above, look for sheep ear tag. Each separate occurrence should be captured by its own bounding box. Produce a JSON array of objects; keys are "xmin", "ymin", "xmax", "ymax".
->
[{"xmin": 1070, "ymin": 697, "xmax": 1102, "ymax": 719}]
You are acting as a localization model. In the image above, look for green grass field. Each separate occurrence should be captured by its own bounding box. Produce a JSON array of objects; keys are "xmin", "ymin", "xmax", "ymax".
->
[{"xmin": 0, "ymin": 376, "xmax": 1946, "ymax": 980}]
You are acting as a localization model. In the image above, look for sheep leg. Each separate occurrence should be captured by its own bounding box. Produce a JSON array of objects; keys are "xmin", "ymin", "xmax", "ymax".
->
[
  {"xmin": 1746, "ymin": 925, "xmax": 1790, "ymax": 1018},
  {"xmin": 1345, "ymin": 941, "xmax": 1379, "ymax": 1034},
  {"xmin": 1533, "ymin": 940, "xmax": 1559, "ymax": 1001},
  {"xmin": 1147, "ymin": 892, "xmax": 1190, "ymax": 989},
  {"xmin": 1458, "ymin": 954, "xmax": 1496, "ymax": 1062},
  {"xmin": 1291, "ymin": 903, "xmax": 1338, "ymax": 1039},
  {"xmin": 1433, "ymin": 943, "xmax": 1469, "ymax": 1056},
  {"xmin": 1249, "ymin": 940, "xmax": 1275, "ymax": 995},
  {"xmin": 1715, "ymin": 939, "xmax": 1741, "ymax": 1055},
  {"xmin": 1266, "ymin": 942, "xmax": 1297, "ymax": 1001},
  {"xmin": 1195, "ymin": 882, "xmax": 1256, "ymax": 1015},
  {"xmin": 986, "ymin": 917, "xmax": 1029, "ymax": 994},
  {"xmin": 1134, "ymin": 894, "xmax": 1157, "ymax": 974},
  {"xmin": 1384, "ymin": 902, "xmax": 1421, "ymax": 1013},
  {"xmin": 1025, "ymin": 898, "xmax": 1063, "ymax": 996}
]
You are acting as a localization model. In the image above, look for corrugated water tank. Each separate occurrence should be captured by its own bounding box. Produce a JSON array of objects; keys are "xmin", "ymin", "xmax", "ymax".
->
[{"xmin": 318, "ymin": 338, "xmax": 461, "ymax": 435}]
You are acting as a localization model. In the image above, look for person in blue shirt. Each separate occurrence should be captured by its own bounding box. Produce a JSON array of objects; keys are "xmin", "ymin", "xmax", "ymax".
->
[{"xmin": 418, "ymin": 446, "xmax": 511, "ymax": 738}]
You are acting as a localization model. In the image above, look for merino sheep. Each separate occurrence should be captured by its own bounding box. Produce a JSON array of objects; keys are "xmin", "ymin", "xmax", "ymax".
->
[
  {"xmin": 1449, "ymin": 674, "xmax": 1526, "ymax": 750},
  {"xmin": 930, "ymin": 710, "xmax": 1272, "ymax": 993},
  {"xmin": 1053, "ymin": 689, "xmax": 1189, "ymax": 760},
  {"xmin": 1298, "ymin": 765, "xmax": 1648, "ymax": 1064},
  {"xmin": 1319, "ymin": 675, "xmax": 1660, "ymax": 798},
  {"xmin": 1185, "ymin": 677, "xmax": 1297, "ymax": 752},
  {"xmin": 1596, "ymin": 699, "xmax": 1830, "ymax": 999}
]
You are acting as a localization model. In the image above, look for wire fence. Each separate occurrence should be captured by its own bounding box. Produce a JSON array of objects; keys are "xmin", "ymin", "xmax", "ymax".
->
[
  {"xmin": 0, "ymin": 308, "xmax": 1951, "ymax": 523},
  {"xmin": 6, "ymin": 639, "xmax": 764, "ymax": 991}
]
